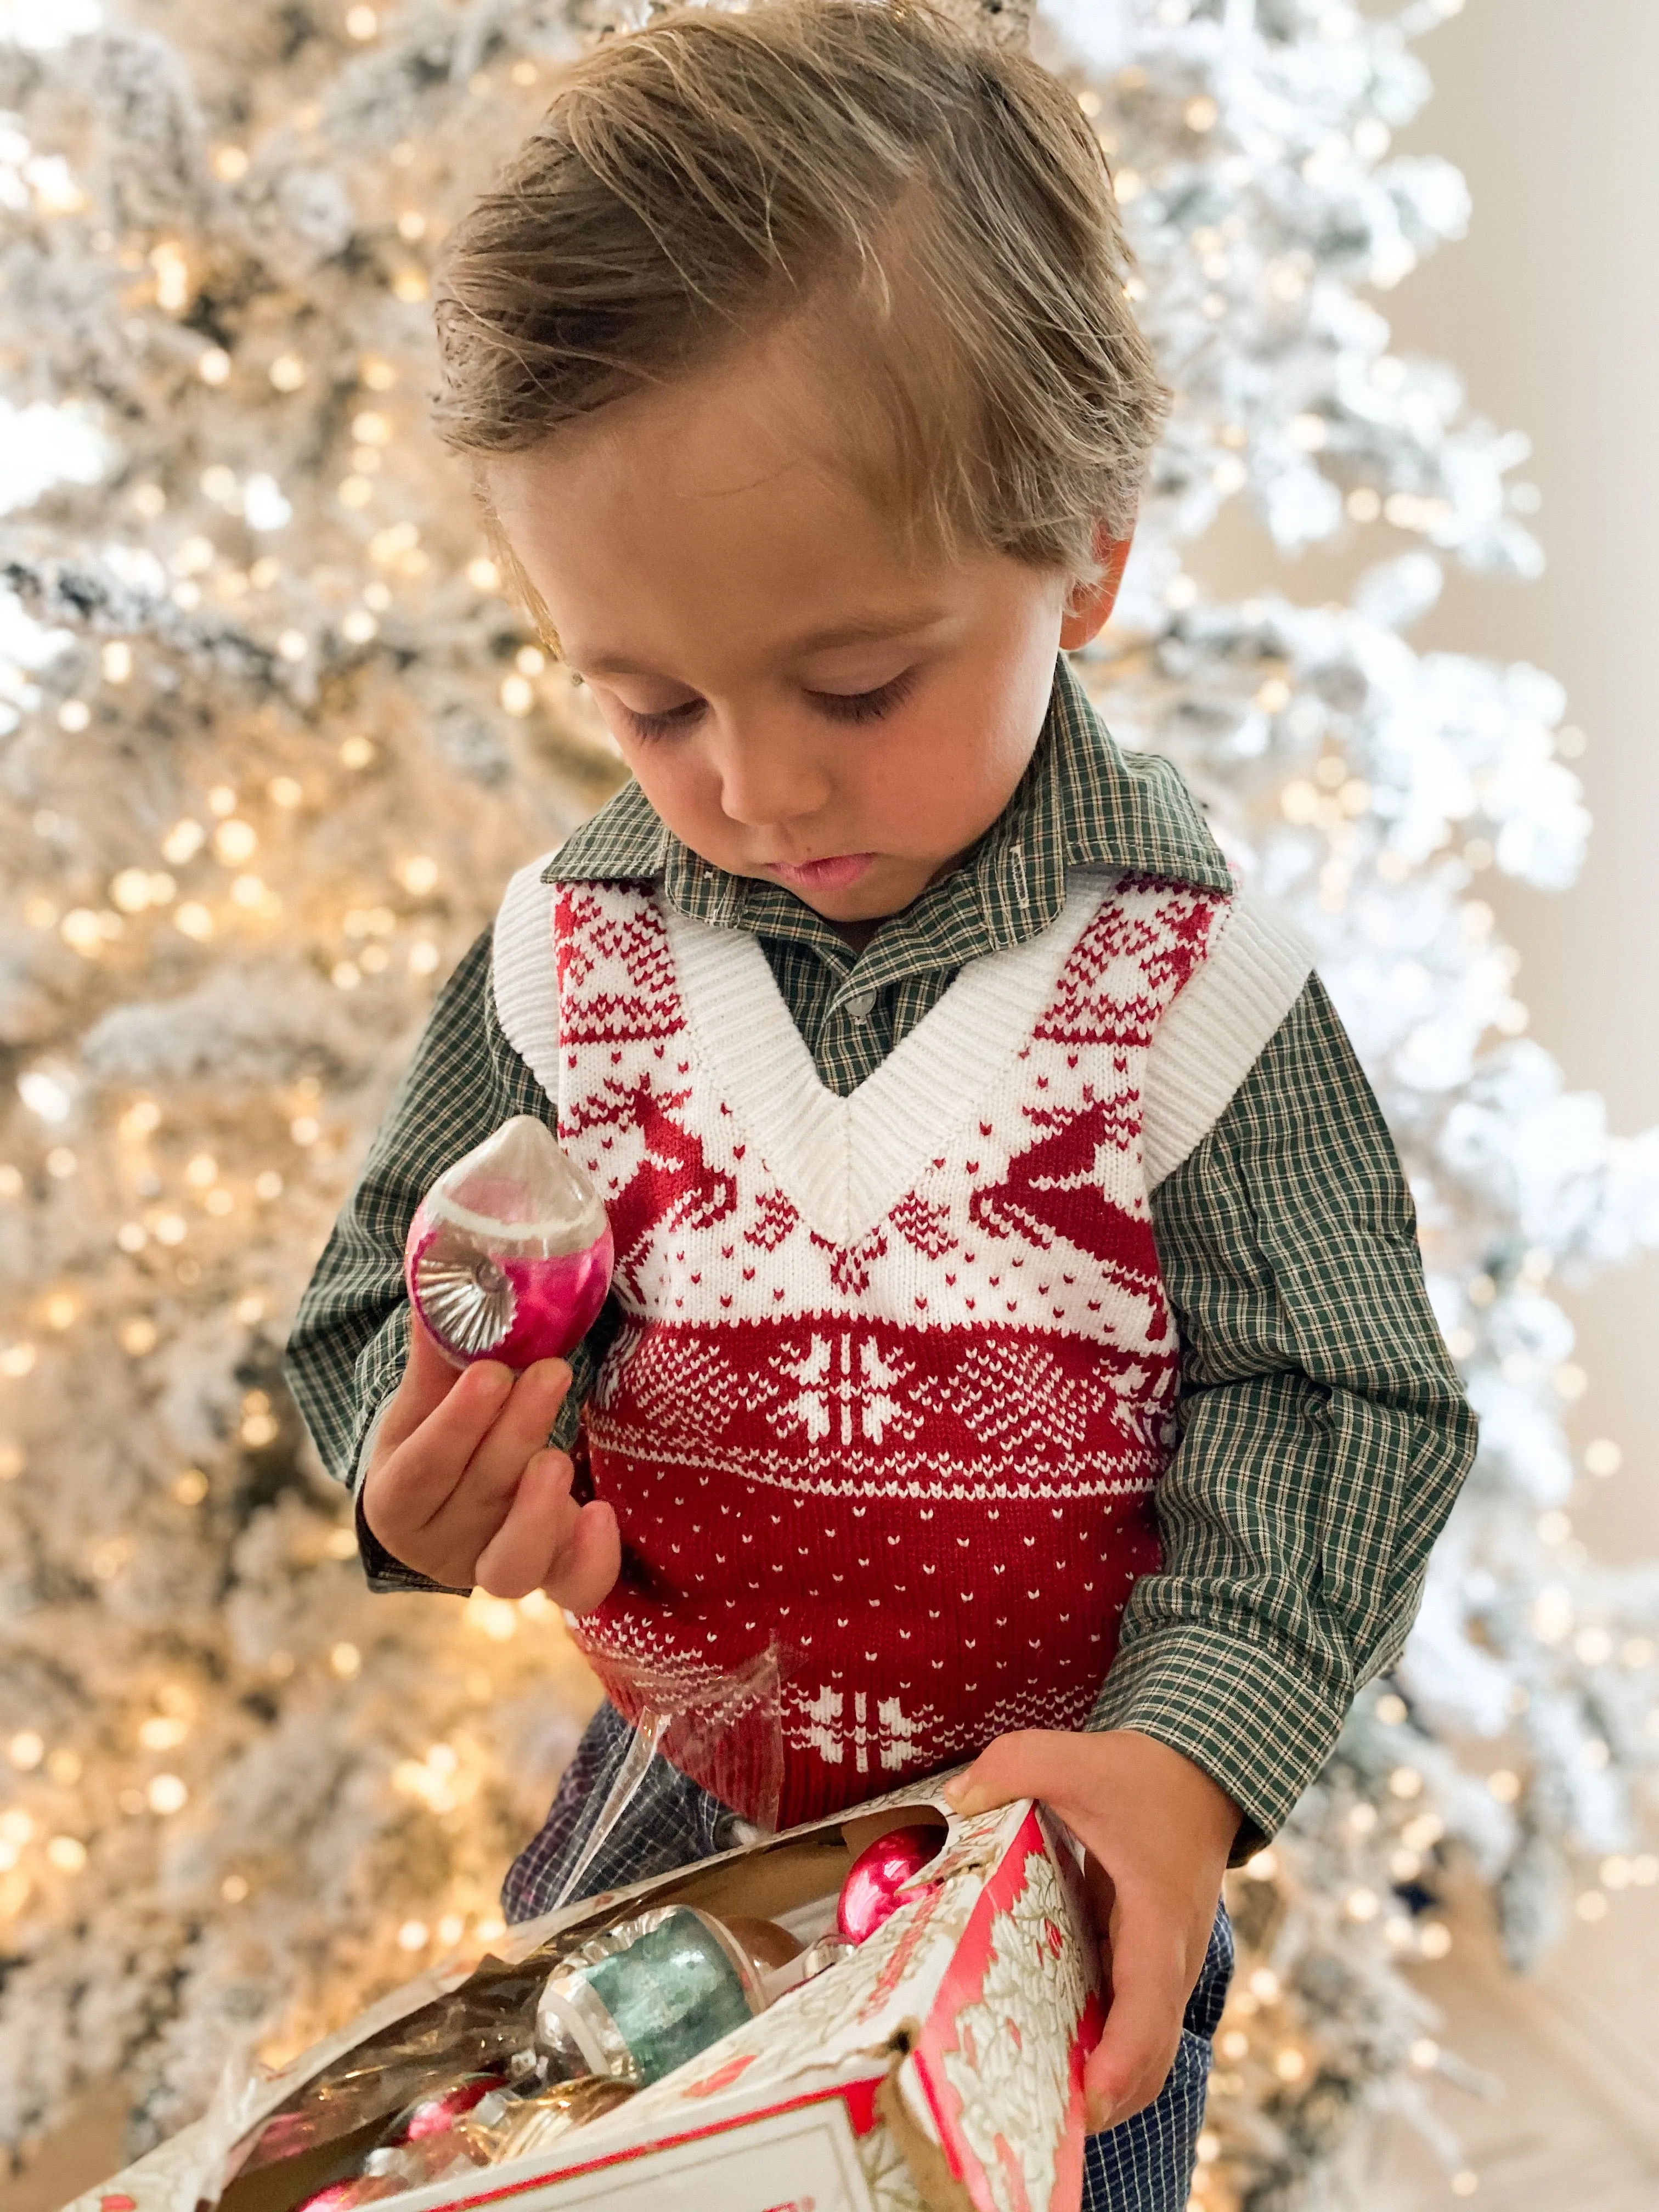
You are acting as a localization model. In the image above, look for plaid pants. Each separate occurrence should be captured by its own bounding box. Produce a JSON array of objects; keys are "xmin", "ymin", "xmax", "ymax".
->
[{"xmin": 505, "ymin": 1703, "xmax": 1232, "ymax": 2210}]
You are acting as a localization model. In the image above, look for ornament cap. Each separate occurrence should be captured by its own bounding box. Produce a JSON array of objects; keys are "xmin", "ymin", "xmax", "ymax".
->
[{"xmin": 424, "ymin": 1114, "xmax": 608, "ymax": 1254}]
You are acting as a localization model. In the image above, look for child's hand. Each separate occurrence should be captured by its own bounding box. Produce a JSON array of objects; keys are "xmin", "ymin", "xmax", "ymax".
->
[
  {"xmin": 944, "ymin": 1729, "xmax": 1239, "ymax": 2132},
  {"xmin": 359, "ymin": 1315, "xmax": 620, "ymax": 1610}
]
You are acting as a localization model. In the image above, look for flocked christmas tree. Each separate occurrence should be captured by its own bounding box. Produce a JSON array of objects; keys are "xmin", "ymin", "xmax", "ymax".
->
[{"xmin": 0, "ymin": 0, "xmax": 1654, "ymax": 2202}]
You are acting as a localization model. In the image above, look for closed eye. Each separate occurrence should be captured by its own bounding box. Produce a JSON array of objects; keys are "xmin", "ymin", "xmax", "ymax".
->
[
  {"xmin": 808, "ymin": 669, "xmax": 919, "ymax": 725},
  {"xmin": 620, "ymin": 697, "xmax": 706, "ymax": 741}
]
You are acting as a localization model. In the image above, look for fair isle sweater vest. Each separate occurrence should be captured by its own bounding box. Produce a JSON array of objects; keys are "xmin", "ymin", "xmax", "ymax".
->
[{"xmin": 533, "ymin": 870, "xmax": 1233, "ymax": 1827}]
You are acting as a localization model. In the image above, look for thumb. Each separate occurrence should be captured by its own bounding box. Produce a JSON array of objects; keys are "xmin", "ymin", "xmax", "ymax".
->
[
  {"xmin": 376, "ymin": 1310, "xmax": 470, "ymax": 1453},
  {"xmin": 943, "ymin": 1730, "xmax": 1070, "ymax": 1819}
]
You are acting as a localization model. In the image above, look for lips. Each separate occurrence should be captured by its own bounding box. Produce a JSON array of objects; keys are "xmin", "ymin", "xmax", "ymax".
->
[{"xmin": 765, "ymin": 853, "xmax": 875, "ymax": 892}]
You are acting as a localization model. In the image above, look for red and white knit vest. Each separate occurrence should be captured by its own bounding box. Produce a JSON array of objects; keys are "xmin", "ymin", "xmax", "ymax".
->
[{"xmin": 550, "ymin": 871, "xmax": 1229, "ymax": 1826}]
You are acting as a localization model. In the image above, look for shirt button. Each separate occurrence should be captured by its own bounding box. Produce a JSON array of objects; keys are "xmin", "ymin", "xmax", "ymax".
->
[{"xmin": 846, "ymin": 990, "xmax": 877, "ymax": 1020}]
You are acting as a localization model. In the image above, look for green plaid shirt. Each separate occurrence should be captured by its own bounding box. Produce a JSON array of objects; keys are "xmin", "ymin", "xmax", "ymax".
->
[{"xmin": 287, "ymin": 659, "xmax": 1474, "ymax": 1850}]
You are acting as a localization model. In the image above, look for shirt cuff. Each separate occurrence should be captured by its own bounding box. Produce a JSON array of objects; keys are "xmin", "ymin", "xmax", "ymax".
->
[
  {"xmin": 354, "ymin": 1482, "xmax": 470, "ymax": 1597},
  {"xmin": 1086, "ymin": 1623, "xmax": 1346, "ymax": 1861}
]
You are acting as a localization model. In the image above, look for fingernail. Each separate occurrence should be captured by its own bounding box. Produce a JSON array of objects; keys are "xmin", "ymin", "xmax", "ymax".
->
[
  {"xmin": 941, "ymin": 1775, "xmax": 983, "ymax": 1815},
  {"xmin": 476, "ymin": 1362, "xmax": 512, "ymax": 1396}
]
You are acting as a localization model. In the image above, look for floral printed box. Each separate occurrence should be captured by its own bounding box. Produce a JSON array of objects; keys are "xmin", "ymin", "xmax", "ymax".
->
[{"xmin": 76, "ymin": 1785, "xmax": 1103, "ymax": 2212}]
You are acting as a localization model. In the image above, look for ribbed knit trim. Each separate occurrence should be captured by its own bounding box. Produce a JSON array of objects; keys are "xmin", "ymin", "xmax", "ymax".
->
[
  {"xmin": 1141, "ymin": 890, "xmax": 1312, "ymax": 1190},
  {"xmin": 495, "ymin": 852, "xmax": 1308, "ymax": 1209},
  {"xmin": 492, "ymin": 854, "xmax": 562, "ymax": 1099},
  {"xmin": 663, "ymin": 874, "xmax": 1117, "ymax": 1249}
]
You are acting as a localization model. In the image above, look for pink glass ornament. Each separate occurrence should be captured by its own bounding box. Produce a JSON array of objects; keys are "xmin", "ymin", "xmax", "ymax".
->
[
  {"xmin": 292, "ymin": 2179, "xmax": 399, "ymax": 2212},
  {"xmin": 836, "ymin": 1823, "xmax": 944, "ymax": 1945},
  {"xmin": 404, "ymin": 1116, "xmax": 613, "ymax": 1370},
  {"xmin": 381, "ymin": 2070, "xmax": 503, "ymax": 2144}
]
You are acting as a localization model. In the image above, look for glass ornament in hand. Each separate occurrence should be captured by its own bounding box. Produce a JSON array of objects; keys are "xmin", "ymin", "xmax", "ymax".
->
[{"xmin": 404, "ymin": 1116, "xmax": 613, "ymax": 1369}]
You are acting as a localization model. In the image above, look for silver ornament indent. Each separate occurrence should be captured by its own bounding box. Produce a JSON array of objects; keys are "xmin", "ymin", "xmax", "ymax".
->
[{"xmin": 414, "ymin": 1244, "xmax": 517, "ymax": 1356}]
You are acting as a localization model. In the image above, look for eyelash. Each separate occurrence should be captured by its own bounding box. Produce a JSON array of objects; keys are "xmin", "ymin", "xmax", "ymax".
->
[{"xmin": 620, "ymin": 669, "xmax": 919, "ymax": 742}]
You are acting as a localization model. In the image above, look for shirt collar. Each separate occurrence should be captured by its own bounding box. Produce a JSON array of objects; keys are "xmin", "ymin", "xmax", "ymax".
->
[{"xmin": 544, "ymin": 657, "xmax": 1229, "ymax": 974}]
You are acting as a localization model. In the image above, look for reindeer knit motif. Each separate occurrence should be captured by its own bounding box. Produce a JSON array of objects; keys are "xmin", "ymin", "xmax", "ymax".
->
[{"xmin": 553, "ymin": 873, "xmax": 1229, "ymax": 1826}]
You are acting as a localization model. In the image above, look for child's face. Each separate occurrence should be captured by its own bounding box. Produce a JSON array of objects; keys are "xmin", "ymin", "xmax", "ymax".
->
[{"xmin": 489, "ymin": 328, "xmax": 1121, "ymax": 926}]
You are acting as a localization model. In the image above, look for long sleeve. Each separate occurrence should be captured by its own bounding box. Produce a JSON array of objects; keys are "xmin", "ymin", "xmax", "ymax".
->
[
  {"xmin": 1088, "ymin": 975, "xmax": 1477, "ymax": 1854},
  {"xmin": 284, "ymin": 928, "xmax": 603, "ymax": 1593}
]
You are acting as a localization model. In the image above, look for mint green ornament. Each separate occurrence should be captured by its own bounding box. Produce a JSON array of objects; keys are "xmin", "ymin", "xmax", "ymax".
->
[{"xmin": 535, "ymin": 1908, "xmax": 763, "ymax": 2088}]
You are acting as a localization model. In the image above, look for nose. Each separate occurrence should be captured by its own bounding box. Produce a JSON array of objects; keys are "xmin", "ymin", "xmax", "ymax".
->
[{"xmin": 712, "ymin": 722, "xmax": 832, "ymax": 832}]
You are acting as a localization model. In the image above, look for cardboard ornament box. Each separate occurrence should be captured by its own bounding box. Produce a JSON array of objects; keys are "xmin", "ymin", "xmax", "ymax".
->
[{"xmin": 76, "ymin": 1783, "xmax": 1104, "ymax": 2212}]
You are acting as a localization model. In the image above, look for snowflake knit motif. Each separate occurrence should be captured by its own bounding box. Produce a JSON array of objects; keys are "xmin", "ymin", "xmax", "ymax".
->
[{"xmin": 551, "ymin": 874, "xmax": 1227, "ymax": 1824}]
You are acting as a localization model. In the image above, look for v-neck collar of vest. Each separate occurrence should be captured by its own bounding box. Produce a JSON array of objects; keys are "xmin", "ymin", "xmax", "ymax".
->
[{"xmin": 661, "ymin": 869, "xmax": 1118, "ymax": 1249}]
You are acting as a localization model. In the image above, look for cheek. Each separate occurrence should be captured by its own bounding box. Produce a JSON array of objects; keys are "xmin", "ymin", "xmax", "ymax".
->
[{"xmin": 610, "ymin": 733, "xmax": 720, "ymax": 836}]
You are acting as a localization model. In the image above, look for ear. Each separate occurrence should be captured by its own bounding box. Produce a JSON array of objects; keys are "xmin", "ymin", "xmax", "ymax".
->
[{"xmin": 1058, "ymin": 526, "xmax": 1134, "ymax": 651}]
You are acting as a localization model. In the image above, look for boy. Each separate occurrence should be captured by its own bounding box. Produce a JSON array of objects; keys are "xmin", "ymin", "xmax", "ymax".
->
[{"xmin": 286, "ymin": 5, "xmax": 1475, "ymax": 2202}]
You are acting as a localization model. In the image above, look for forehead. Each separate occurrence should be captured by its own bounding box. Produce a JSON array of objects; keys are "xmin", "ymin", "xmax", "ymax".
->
[{"xmin": 486, "ymin": 328, "xmax": 938, "ymax": 670}]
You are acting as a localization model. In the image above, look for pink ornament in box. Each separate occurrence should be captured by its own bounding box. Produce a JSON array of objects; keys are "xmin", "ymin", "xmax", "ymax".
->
[{"xmin": 404, "ymin": 1115, "xmax": 613, "ymax": 1369}]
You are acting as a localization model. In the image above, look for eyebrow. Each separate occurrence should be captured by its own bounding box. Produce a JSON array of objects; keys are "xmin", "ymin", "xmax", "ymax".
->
[{"xmin": 575, "ymin": 608, "xmax": 951, "ymax": 679}]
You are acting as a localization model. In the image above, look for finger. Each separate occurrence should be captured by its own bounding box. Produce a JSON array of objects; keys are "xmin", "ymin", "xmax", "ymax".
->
[
  {"xmin": 543, "ymin": 1500, "xmax": 621, "ymax": 1616},
  {"xmin": 464, "ymin": 1359, "xmax": 574, "ymax": 1494},
  {"xmin": 374, "ymin": 1311, "xmax": 470, "ymax": 1457},
  {"xmin": 473, "ymin": 1447, "xmax": 583, "ymax": 1601},
  {"xmin": 367, "ymin": 1357, "xmax": 515, "ymax": 1544},
  {"xmin": 943, "ymin": 1729, "xmax": 1077, "ymax": 1818},
  {"xmin": 1082, "ymin": 1891, "xmax": 1188, "ymax": 2130},
  {"xmin": 426, "ymin": 1359, "xmax": 574, "ymax": 1558}
]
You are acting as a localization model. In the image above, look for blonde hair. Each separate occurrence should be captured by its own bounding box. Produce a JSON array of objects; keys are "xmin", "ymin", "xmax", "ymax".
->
[{"xmin": 433, "ymin": 0, "xmax": 1165, "ymax": 581}]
